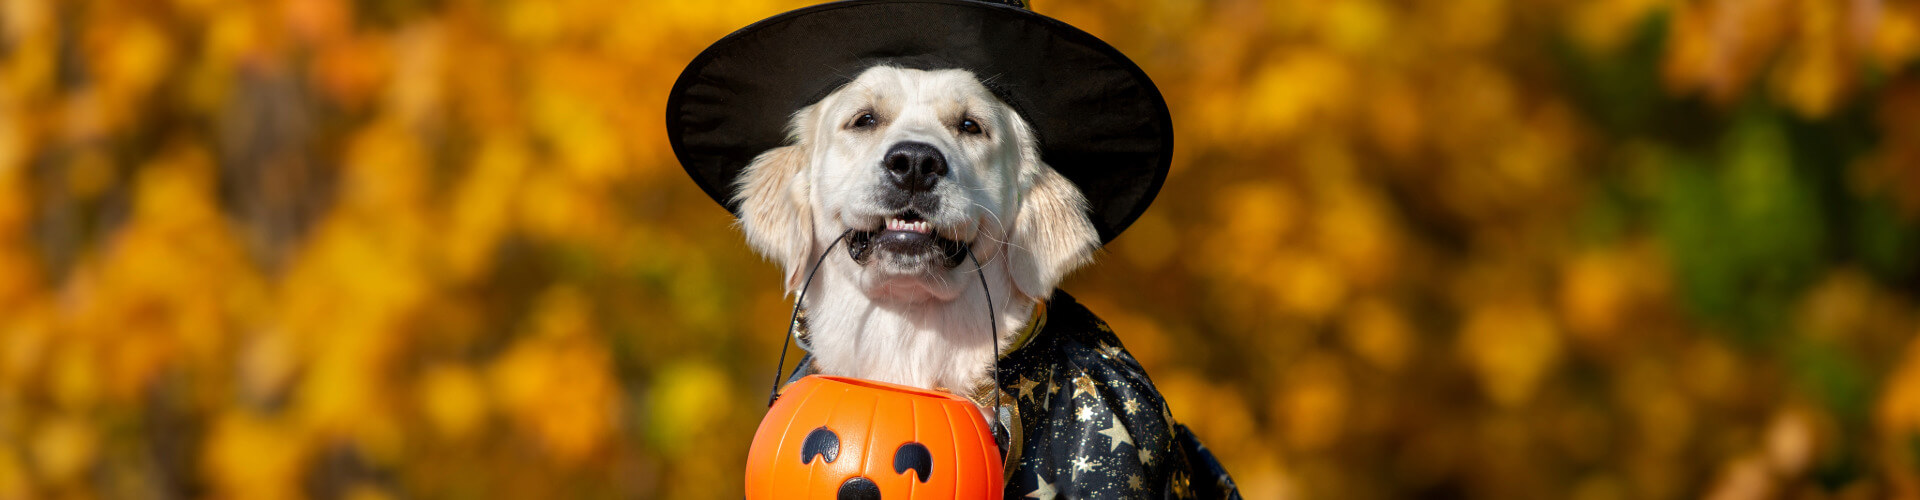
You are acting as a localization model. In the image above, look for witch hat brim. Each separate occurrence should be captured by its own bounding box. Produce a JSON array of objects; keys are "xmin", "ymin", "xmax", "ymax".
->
[{"xmin": 666, "ymin": 0, "xmax": 1171, "ymax": 244}]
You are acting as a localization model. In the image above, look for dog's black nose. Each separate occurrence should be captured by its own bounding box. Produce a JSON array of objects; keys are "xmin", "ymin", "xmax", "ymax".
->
[{"xmin": 883, "ymin": 142, "xmax": 947, "ymax": 193}]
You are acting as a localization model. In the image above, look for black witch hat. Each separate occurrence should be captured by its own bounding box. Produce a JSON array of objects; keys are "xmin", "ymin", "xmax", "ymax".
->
[{"xmin": 665, "ymin": 0, "xmax": 1172, "ymax": 244}]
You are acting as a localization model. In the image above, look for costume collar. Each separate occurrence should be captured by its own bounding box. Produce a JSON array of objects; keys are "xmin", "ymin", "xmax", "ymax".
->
[
  {"xmin": 1000, "ymin": 299, "xmax": 1046, "ymax": 358},
  {"xmin": 964, "ymin": 298, "xmax": 1047, "ymax": 401}
]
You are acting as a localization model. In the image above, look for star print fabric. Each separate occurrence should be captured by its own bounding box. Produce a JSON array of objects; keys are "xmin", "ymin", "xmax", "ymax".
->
[{"xmin": 995, "ymin": 291, "xmax": 1241, "ymax": 500}]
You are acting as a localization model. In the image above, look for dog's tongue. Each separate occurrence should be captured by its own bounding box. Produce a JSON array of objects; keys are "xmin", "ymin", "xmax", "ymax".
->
[{"xmin": 875, "ymin": 229, "xmax": 936, "ymax": 247}]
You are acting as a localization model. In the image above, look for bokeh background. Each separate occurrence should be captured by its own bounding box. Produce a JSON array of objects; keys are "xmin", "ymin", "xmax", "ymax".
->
[{"xmin": 2, "ymin": 0, "xmax": 1920, "ymax": 498}]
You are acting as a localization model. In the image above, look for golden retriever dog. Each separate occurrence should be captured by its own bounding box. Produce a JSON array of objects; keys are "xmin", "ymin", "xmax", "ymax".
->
[
  {"xmin": 670, "ymin": 1, "xmax": 1243, "ymax": 495},
  {"xmin": 733, "ymin": 65, "xmax": 1097, "ymax": 402},
  {"xmin": 726, "ymin": 62, "xmax": 1240, "ymax": 498}
]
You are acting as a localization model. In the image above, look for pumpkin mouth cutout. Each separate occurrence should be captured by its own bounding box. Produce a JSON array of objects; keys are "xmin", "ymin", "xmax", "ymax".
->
[{"xmin": 814, "ymin": 375, "xmax": 968, "ymax": 402}]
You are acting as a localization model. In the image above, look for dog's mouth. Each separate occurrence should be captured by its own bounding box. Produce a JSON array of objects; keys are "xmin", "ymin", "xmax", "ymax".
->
[{"xmin": 847, "ymin": 211, "xmax": 970, "ymax": 268}]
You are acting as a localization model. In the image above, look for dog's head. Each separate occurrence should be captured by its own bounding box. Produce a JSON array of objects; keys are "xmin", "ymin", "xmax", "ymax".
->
[{"xmin": 732, "ymin": 65, "xmax": 1099, "ymax": 304}]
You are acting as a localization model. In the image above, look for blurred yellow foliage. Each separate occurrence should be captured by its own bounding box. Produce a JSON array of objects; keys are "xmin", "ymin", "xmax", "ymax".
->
[{"xmin": 491, "ymin": 287, "xmax": 619, "ymax": 464}]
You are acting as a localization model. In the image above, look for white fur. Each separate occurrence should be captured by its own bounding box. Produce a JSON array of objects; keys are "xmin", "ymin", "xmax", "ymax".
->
[{"xmin": 733, "ymin": 66, "xmax": 1100, "ymax": 400}]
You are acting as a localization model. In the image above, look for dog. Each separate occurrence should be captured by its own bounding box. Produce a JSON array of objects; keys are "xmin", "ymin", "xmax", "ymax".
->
[
  {"xmin": 734, "ymin": 65, "xmax": 1093, "ymax": 401},
  {"xmin": 732, "ymin": 64, "xmax": 1240, "ymax": 499}
]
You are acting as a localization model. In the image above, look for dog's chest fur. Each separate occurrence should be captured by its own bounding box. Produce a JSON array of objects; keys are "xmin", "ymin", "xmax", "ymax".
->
[{"xmin": 796, "ymin": 266, "xmax": 1033, "ymax": 401}]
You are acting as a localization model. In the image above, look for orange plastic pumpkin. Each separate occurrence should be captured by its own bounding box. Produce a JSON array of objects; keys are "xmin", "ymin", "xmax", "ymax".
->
[{"xmin": 746, "ymin": 375, "xmax": 1004, "ymax": 499}]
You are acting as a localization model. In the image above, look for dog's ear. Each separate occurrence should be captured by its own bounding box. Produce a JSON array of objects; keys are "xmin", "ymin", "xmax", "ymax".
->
[
  {"xmin": 733, "ymin": 141, "xmax": 815, "ymax": 294},
  {"xmin": 1005, "ymin": 160, "xmax": 1100, "ymax": 300}
]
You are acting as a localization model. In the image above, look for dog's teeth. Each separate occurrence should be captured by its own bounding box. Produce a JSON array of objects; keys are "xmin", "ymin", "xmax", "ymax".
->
[{"xmin": 883, "ymin": 218, "xmax": 936, "ymax": 234}]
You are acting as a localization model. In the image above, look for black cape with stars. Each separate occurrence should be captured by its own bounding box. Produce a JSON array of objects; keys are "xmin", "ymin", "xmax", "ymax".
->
[{"xmin": 785, "ymin": 290, "xmax": 1241, "ymax": 499}]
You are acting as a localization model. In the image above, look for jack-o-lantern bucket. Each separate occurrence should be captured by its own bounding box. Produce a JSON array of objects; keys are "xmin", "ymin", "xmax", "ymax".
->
[{"xmin": 746, "ymin": 375, "xmax": 1004, "ymax": 499}]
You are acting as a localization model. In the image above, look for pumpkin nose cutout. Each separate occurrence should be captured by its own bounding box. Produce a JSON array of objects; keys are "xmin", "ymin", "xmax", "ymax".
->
[
  {"xmin": 893, "ymin": 442, "xmax": 932, "ymax": 483},
  {"xmin": 800, "ymin": 427, "xmax": 839, "ymax": 464},
  {"xmin": 837, "ymin": 477, "xmax": 880, "ymax": 500}
]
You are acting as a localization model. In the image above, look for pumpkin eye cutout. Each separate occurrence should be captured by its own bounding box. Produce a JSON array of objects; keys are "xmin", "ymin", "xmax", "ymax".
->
[
  {"xmin": 893, "ymin": 442, "xmax": 932, "ymax": 483},
  {"xmin": 801, "ymin": 426, "xmax": 840, "ymax": 464}
]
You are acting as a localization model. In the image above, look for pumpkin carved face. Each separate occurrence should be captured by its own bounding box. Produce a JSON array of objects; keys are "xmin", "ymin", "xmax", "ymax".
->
[{"xmin": 746, "ymin": 375, "xmax": 1004, "ymax": 499}]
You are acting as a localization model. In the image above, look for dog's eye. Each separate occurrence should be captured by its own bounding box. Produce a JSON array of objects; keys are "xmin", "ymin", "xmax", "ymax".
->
[
  {"xmin": 851, "ymin": 112, "xmax": 876, "ymax": 129},
  {"xmin": 958, "ymin": 118, "xmax": 983, "ymax": 135}
]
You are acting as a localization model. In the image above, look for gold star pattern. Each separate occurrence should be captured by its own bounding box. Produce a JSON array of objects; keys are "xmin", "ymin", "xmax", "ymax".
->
[
  {"xmin": 1070, "ymin": 456, "xmax": 1094, "ymax": 481},
  {"xmin": 973, "ymin": 293, "xmax": 1241, "ymax": 497},
  {"xmin": 1025, "ymin": 472, "xmax": 1056, "ymax": 500},
  {"xmin": 1072, "ymin": 372, "xmax": 1097, "ymax": 400},
  {"xmin": 1043, "ymin": 370, "xmax": 1061, "ymax": 411},
  {"xmin": 1098, "ymin": 415, "xmax": 1134, "ymax": 452},
  {"xmin": 1014, "ymin": 374, "xmax": 1041, "ymax": 403}
]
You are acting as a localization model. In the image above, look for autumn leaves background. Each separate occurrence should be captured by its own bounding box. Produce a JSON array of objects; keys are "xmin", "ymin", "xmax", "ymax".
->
[{"xmin": 2, "ymin": 0, "xmax": 1920, "ymax": 498}]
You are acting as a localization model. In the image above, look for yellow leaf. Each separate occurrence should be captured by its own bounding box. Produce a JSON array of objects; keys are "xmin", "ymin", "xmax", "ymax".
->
[
  {"xmin": 1458, "ymin": 299, "xmax": 1562, "ymax": 407},
  {"xmin": 1242, "ymin": 50, "xmax": 1351, "ymax": 141},
  {"xmin": 444, "ymin": 135, "xmax": 530, "ymax": 281},
  {"xmin": 1569, "ymin": 0, "xmax": 1669, "ymax": 54},
  {"xmin": 1342, "ymin": 297, "xmax": 1411, "ymax": 372},
  {"xmin": 1265, "ymin": 250, "xmax": 1348, "ymax": 320},
  {"xmin": 203, "ymin": 412, "xmax": 310, "ymax": 500},
  {"xmin": 420, "ymin": 364, "xmax": 489, "ymax": 440},
  {"xmin": 31, "ymin": 416, "xmax": 98, "ymax": 485},
  {"xmin": 648, "ymin": 360, "xmax": 733, "ymax": 455},
  {"xmin": 0, "ymin": 444, "xmax": 30, "ymax": 499},
  {"xmin": 1878, "ymin": 333, "xmax": 1920, "ymax": 439},
  {"xmin": 1560, "ymin": 250, "xmax": 1632, "ymax": 340},
  {"xmin": 1770, "ymin": 0, "xmax": 1846, "ymax": 118},
  {"xmin": 1872, "ymin": 6, "xmax": 1920, "ymax": 69},
  {"xmin": 1278, "ymin": 354, "xmax": 1349, "ymax": 451},
  {"xmin": 1321, "ymin": 0, "xmax": 1392, "ymax": 54}
]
